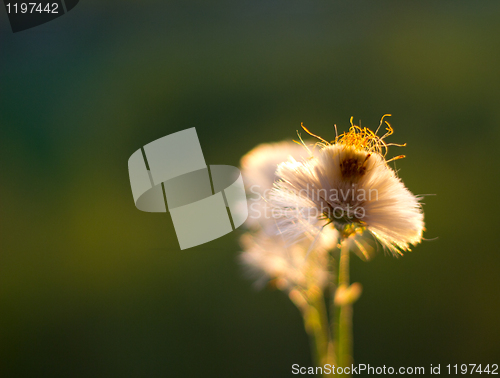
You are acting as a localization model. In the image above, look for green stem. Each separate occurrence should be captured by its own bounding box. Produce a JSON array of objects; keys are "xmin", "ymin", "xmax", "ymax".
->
[
  {"xmin": 330, "ymin": 251, "xmax": 339, "ymax": 365},
  {"xmin": 298, "ymin": 290, "xmax": 330, "ymax": 370},
  {"xmin": 291, "ymin": 288, "xmax": 329, "ymax": 371},
  {"xmin": 336, "ymin": 238, "xmax": 353, "ymax": 374},
  {"xmin": 312, "ymin": 291, "xmax": 333, "ymax": 366},
  {"xmin": 309, "ymin": 296, "xmax": 329, "ymax": 368}
]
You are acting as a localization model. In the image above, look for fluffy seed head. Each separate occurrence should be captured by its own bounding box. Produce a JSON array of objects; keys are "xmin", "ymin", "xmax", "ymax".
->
[
  {"xmin": 238, "ymin": 141, "xmax": 337, "ymax": 289},
  {"xmin": 270, "ymin": 116, "xmax": 425, "ymax": 255},
  {"xmin": 239, "ymin": 228, "xmax": 335, "ymax": 291}
]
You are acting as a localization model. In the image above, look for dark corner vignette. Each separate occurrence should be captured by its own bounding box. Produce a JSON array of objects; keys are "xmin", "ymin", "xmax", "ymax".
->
[{"xmin": 3, "ymin": 0, "xmax": 79, "ymax": 32}]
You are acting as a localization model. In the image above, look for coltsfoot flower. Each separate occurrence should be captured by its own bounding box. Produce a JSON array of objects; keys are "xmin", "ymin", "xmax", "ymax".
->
[
  {"xmin": 270, "ymin": 116, "xmax": 425, "ymax": 255},
  {"xmin": 241, "ymin": 141, "xmax": 311, "ymax": 197},
  {"xmin": 240, "ymin": 141, "xmax": 315, "ymax": 232},
  {"xmin": 239, "ymin": 140, "xmax": 337, "ymax": 290},
  {"xmin": 239, "ymin": 228, "xmax": 336, "ymax": 291}
]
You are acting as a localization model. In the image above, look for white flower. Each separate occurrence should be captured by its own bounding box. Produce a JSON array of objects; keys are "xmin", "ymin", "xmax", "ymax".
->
[
  {"xmin": 270, "ymin": 120, "xmax": 425, "ymax": 255},
  {"xmin": 241, "ymin": 141, "xmax": 312, "ymax": 195},
  {"xmin": 239, "ymin": 228, "xmax": 336, "ymax": 291},
  {"xmin": 240, "ymin": 141, "xmax": 315, "ymax": 232},
  {"xmin": 239, "ymin": 140, "xmax": 338, "ymax": 290}
]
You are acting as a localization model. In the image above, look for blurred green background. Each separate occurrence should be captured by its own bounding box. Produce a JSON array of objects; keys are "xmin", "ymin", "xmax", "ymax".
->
[{"xmin": 1, "ymin": 1, "xmax": 499, "ymax": 377}]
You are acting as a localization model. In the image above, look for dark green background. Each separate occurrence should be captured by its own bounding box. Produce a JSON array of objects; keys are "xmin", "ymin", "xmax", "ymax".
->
[{"xmin": 1, "ymin": 1, "xmax": 499, "ymax": 377}]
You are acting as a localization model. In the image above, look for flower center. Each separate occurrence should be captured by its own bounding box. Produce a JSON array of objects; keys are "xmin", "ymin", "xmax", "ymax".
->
[{"xmin": 339, "ymin": 154, "xmax": 370, "ymax": 180}]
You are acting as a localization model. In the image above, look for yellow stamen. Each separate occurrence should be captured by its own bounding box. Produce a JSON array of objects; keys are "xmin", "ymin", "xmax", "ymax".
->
[
  {"xmin": 301, "ymin": 123, "xmax": 330, "ymax": 147},
  {"xmin": 301, "ymin": 115, "xmax": 406, "ymax": 160}
]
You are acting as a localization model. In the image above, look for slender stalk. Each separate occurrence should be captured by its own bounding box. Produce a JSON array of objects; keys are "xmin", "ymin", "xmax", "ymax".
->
[
  {"xmin": 317, "ymin": 297, "xmax": 330, "ymax": 350},
  {"xmin": 312, "ymin": 292, "xmax": 332, "ymax": 365},
  {"xmin": 335, "ymin": 238, "xmax": 353, "ymax": 374},
  {"xmin": 308, "ymin": 293, "xmax": 329, "ymax": 368},
  {"xmin": 330, "ymin": 249, "xmax": 339, "ymax": 365},
  {"xmin": 291, "ymin": 289, "xmax": 330, "ymax": 372}
]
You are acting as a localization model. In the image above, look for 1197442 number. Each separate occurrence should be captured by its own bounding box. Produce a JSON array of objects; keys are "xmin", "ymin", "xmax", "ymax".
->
[
  {"xmin": 6, "ymin": 3, "xmax": 59, "ymax": 14},
  {"xmin": 447, "ymin": 364, "xmax": 498, "ymax": 375}
]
